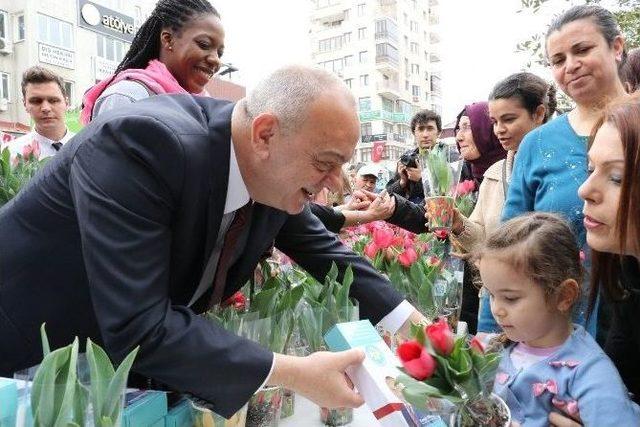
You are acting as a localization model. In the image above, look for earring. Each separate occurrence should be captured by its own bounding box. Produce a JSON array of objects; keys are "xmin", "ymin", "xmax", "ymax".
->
[{"xmin": 168, "ymin": 45, "xmax": 173, "ymax": 51}]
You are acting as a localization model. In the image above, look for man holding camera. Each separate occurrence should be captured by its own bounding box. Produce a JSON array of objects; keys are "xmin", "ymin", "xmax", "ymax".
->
[{"xmin": 386, "ymin": 109, "xmax": 442, "ymax": 204}]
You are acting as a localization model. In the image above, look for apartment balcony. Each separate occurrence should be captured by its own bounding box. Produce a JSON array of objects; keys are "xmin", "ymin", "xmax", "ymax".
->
[
  {"xmin": 429, "ymin": 0, "xmax": 439, "ymax": 6},
  {"xmin": 376, "ymin": 0, "xmax": 397, "ymax": 19},
  {"xmin": 376, "ymin": 79, "xmax": 401, "ymax": 100},
  {"xmin": 375, "ymin": 29, "xmax": 399, "ymax": 45},
  {"xmin": 429, "ymin": 14, "xmax": 440, "ymax": 26},
  {"xmin": 429, "ymin": 52, "xmax": 441, "ymax": 63},
  {"xmin": 311, "ymin": 2, "xmax": 347, "ymax": 25},
  {"xmin": 429, "ymin": 32, "xmax": 440, "ymax": 45}
]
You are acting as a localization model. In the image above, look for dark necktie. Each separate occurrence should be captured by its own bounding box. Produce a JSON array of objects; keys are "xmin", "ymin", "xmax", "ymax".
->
[
  {"xmin": 207, "ymin": 201, "xmax": 253, "ymax": 308},
  {"xmin": 51, "ymin": 142, "xmax": 62, "ymax": 151}
]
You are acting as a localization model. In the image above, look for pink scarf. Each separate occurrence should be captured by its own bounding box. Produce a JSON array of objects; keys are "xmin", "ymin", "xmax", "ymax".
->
[{"xmin": 80, "ymin": 60, "xmax": 205, "ymax": 125}]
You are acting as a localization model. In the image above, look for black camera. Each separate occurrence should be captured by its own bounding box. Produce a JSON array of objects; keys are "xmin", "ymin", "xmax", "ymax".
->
[{"xmin": 399, "ymin": 152, "xmax": 419, "ymax": 168}]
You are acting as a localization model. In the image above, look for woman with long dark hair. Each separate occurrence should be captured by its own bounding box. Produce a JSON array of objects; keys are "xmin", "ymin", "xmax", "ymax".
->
[{"xmin": 81, "ymin": 0, "xmax": 223, "ymax": 123}]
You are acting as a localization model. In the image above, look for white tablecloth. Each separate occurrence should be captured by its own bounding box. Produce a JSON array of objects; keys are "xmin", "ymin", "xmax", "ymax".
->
[{"xmin": 280, "ymin": 394, "xmax": 379, "ymax": 426}]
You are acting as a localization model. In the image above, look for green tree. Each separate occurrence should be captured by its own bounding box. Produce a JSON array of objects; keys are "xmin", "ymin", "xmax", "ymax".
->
[{"xmin": 516, "ymin": 0, "xmax": 640, "ymax": 68}]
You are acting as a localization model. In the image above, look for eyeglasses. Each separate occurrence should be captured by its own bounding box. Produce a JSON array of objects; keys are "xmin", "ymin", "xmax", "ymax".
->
[{"xmin": 456, "ymin": 123, "xmax": 472, "ymax": 134}]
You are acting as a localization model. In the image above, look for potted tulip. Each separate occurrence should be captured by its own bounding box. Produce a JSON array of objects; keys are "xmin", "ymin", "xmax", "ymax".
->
[
  {"xmin": 420, "ymin": 146, "xmax": 464, "ymax": 231},
  {"xmin": 297, "ymin": 264, "xmax": 359, "ymax": 426},
  {"xmin": 396, "ymin": 319, "xmax": 510, "ymax": 426}
]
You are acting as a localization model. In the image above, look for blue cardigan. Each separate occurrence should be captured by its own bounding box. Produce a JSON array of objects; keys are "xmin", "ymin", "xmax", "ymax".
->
[
  {"xmin": 501, "ymin": 114, "xmax": 588, "ymax": 246},
  {"xmin": 479, "ymin": 115, "xmax": 595, "ymax": 334},
  {"xmin": 494, "ymin": 325, "xmax": 640, "ymax": 426}
]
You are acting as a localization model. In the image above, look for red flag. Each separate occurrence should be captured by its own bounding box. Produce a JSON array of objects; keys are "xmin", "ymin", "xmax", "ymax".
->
[{"xmin": 372, "ymin": 141, "xmax": 385, "ymax": 162}]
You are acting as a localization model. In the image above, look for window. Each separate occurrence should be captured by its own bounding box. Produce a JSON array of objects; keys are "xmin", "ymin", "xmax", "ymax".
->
[
  {"xmin": 358, "ymin": 27, "xmax": 367, "ymax": 40},
  {"xmin": 405, "ymin": 80, "xmax": 409, "ymax": 90},
  {"xmin": 410, "ymin": 21, "xmax": 418, "ymax": 33},
  {"xmin": 411, "ymin": 63, "xmax": 420, "ymax": 75},
  {"xmin": 318, "ymin": 34, "xmax": 350, "ymax": 53},
  {"xmin": 381, "ymin": 96, "xmax": 394, "ymax": 112},
  {"xmin": 403, "ymin": 13, "xmax": 408, "ymax": 25},
  {"xmin": 357, "ymin": 3, "xmax": 365, "ymax": 16},
  {"xmin": 361, "ymin": 122, "xmax": 372, "ymax": 137},
  {"xmin": 404, "ymin": 35, "xmax": 408, "ymax": 48},
  {"xmin": 0, "ymin": 10, "xmax": 8, "ymax": 40},
  {"xmin": 63, "ymin": 80, "xmax": 74, "ymax": 104},
  {"xmin": 16, "ymin": 14, "xmax": 25, "ymax": 41},
  {"xmin": 412, "ymin": 85, "xmax": 420, "ymax": 97},
  {"xmin": 344, "ymin": 78, "xmax": 353, "ymax": 88},
  {"xmin": 359, "ymin": 50, "xmax": 367, "ymax": 64},
  {"xmin": 360, "ymin": 74, "xmax": 369, "ymax": 87},
  {"xmin": 0, "ymin": 72, "xmax": 9, "ymax": 101},
  {"xmin": 38, "ymin": 13, "xmax": 74, "ymax": 50},
  {"xmin": 344, "ymin": 55, "xmax": 353, "ymax": 67},
  {"xmin": 410, "ymin": 42, "xmax": 418, "ymax": 54},
  {"xmin": 359, "ymin": 97, "xmax": 371, "ymax": 111},
  {"xmin": 343, "ymin": 9, "xmax": 350, "ymax": 20},
  {"xmin": 343, "ymin": 32, "xmax": 352, "ymax": 44},
  {"xmin": 97, "ymin": 34, "xmax": 127, "ymax": 63},
  {"xmin": 383, "ymin": 122, "xmax": 394, "ymax": 134}
]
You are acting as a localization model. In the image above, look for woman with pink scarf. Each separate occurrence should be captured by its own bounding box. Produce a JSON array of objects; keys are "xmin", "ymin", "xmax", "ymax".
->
[{"xmin": 81, "ymin": 0, "xmax": 224, "ymax": 123}]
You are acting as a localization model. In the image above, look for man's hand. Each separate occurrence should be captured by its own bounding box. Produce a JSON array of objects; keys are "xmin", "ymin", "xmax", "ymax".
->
[
  {"xmin": 269, "ymin": 350, "xmax": 366, "ymax": 409},
  {"xmin": 361, "ymin": 191, "xmax": 396, "ymax": 222},
  {"xmin": 398, "ymin": 164, "xmax": 408, "ymax": 188},
  {"xmin": 342, "ymin": 190, "xmax": 373, "ymax": 211},
  {"xmin": 405, "ymin": 166, "xmax": 422, "ymax": 182}
]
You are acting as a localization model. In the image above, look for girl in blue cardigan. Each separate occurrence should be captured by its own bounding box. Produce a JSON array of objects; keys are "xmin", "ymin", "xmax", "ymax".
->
[{"xmin": 475, "ymin": 212, "xmax": 639, "ymax": 426}]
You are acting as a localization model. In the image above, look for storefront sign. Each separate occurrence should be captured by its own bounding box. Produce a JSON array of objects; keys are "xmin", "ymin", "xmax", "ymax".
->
[
  {"xmin": 78, "ymin": 0, "xmax": 137, "ymax": 43},
  {"xmin": 39, "ymin": 43, "xmax": 75, "ymax": 70},
  {"xmin": 94, "ymin": 56, "xmax": 117, "ymax": 81}
]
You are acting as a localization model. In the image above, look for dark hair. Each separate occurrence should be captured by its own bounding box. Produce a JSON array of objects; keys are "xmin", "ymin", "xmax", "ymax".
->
[
  {"xmin": 475, "ymin": 212, "xmax": 583, "ymax": 302},
  {"xmin": 546, "ymin": 5, "xmax": 627, "ymax": 68},
  {"xmin": 620, "ymin": 47, "xmax": 640, "ymax": 93},
  {"xmin": 114, "ymin": 0, "xmax": 219, "ymax": 74},
  {"xmin": 410, "ymin": 109, "xmax": 442, "ymax": 133},
  {"xmin": 21, "ymin": 66, "xmax": 66, "ymax": 99},
  {"xmin": 587, "ymin": 95, "xmax": 640, "ymax": 316},
  {"xmin": 489, "ymin": 72, "xmax": 557, "ymax": 123}
]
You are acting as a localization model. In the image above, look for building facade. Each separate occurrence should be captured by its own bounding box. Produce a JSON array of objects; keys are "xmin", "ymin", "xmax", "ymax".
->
[
  {"xmin": 309, "ymin": 0, "xmax": 442, "ymax": 165},
  {"xmin": 0, "ymin": 0, "xmax": 156, "ymax": 134}
]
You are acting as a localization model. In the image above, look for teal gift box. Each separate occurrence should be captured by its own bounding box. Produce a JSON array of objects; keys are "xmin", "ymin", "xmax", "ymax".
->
[
  {"xmin": 325, "ymin": 320, "xmax": 421, "ymax": 427},
  {"xmin": 164, "ymin": 398, "xmax": 193, "ymax": 427},
  {"xmin": 123, "ymin": 390, "xmax": 168, "ymax": 427},
  {"xmin": 0, "ymin": 379, "xmax": 17, "ymax": 427}
]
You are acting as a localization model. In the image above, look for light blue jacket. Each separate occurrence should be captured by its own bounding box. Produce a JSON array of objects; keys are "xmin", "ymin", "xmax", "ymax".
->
[{"xmin": 494, "ymin": 325, "xmax": 640, "ymax": 426}]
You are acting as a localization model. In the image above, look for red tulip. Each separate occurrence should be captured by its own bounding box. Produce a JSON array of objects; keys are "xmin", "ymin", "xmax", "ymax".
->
[
  {"xmin": 434, "ymin": 229, "xmax": 449, "ymax": 240},
  {"xmin": 373, "ymin": 227, "xmax": 395, "ymax": 249},
  {"xmin": 427, "ymin": 256, "xmax": 440, "ymax": 267},
  {"xmin": 398, "ymin": 247, "xmax": 418, "ymax": 267},
  {"xmin": 425, "ymin": 318, "xmax": 455, "ymax": 356},
  {"xmin": 470, "ymin": 336, "xmax": 484, "ymax": 354},
  {"xmin": 223, "ymin": 291, "xmax": 247, "ymax": 311},
  {"xmin": 364, "ymin": 241, "xmax": 379, "ymax": 259},
  {"xmin": 397, "ymin": 340, "xmax": 437, "ymax": 380}
]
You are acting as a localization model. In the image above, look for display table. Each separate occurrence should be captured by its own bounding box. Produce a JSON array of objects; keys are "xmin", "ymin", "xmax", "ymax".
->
[{"xmin": 280, "ymin": 394, "xmax": 378, "ymax": 426}]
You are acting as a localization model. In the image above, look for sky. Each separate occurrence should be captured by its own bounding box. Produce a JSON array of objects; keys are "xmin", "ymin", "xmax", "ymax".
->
[{"xmin": 213, "ymin": 0, "xmax": 574, "ymax": 123}]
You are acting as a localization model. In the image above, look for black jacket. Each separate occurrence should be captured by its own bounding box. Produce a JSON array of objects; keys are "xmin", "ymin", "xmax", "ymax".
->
[
  {"xmin": 0, "ymin": 94, "xmax": 404, "ymax": 416},
  {"xmin": 604, "ymin": 257, "xmax": 640, "ymax": 402}
]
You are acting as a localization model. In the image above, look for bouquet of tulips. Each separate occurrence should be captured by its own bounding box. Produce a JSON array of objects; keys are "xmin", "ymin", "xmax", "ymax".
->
[
  {"xmin": 395, "ymin": 319, "xmax": 509, "ymax": 426},
  {"xmin": 0, "ymin": 144, "xmax": 48, "ymax": 206}
]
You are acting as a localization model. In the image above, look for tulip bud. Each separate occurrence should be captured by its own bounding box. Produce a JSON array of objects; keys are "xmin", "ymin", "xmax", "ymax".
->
[
  {"xmin": 364, "ymin": 241, "xmax": 379, "ymax": 259},
  {"xmin": 425, "ymin": 318, "xmax": 455, "ymax": 356}
]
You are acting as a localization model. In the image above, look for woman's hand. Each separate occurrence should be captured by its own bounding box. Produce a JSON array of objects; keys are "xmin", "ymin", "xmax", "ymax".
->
[{"xmin": 548, "ymin": 398, "xmax": 583, "ymax": 426}]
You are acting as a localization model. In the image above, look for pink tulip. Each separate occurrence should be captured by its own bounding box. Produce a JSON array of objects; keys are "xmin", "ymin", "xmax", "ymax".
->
[
  {"xmin": 364, "ymin": 241, "xmax": 379, "ymax": 258},
  {"xmin": 425, "ymin": 318, "xmax": 455, "ymax": 356},
  {"xmin": 373, "ymin": 227, "xmax": 395, "ymax": 249},
  {"xmin": 470, "ymin": 336, "xmax": 484, "ymax": 354},
  {"xmin": 397, "ymin": 340, "xmax": 437, "ymax": 380},
  {"xmin": 427, "ymin": 256, "xmax": 440, "ymax": 267},
  {"xmin": 398, "ymin": 247, "xmax": 418, "ymax": 267}
]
